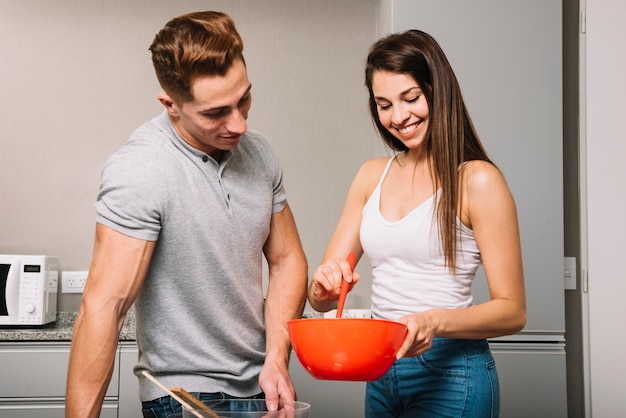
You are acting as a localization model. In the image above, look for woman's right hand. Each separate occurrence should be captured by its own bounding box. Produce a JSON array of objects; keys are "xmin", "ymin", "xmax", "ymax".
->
[{"xmin": 308, "ymin": 258, "xmax": 360, "ymax": 312}]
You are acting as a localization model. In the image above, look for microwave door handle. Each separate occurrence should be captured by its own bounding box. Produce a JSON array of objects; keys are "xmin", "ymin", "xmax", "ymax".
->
[{"xmin": 5, "ymin": 257, "xmax": 21, "ymax": 323}]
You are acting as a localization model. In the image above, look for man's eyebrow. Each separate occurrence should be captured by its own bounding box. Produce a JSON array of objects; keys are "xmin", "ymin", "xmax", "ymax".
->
[{"xmin": 200, "ymin": 83, "xmax": 252, "ymax": 113}]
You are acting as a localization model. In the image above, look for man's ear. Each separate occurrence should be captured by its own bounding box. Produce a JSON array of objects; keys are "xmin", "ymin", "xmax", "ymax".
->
[{"xmin": 157, "ymin": 93, "xmax": 178, "ymax": 117}]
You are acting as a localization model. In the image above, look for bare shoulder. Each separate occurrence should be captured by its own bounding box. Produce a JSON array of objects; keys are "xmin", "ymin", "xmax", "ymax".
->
[
  {"xmin": 459, "ymin": 160, "xmax": 516, "ymax": 228},
  {"xmin": 357, "ymin": 157, "xmax": 390, "ymax": 177},
  {"xmin": 352, "ymin": 157, "xmax": 392, "ymax": 196},
  {"xmin": 460, "ymin": 160, "xmax": 509, "ymax": 193},
  {"xmin": 349, "ymin": 157, "xmax": 389, "ymax": 205}
]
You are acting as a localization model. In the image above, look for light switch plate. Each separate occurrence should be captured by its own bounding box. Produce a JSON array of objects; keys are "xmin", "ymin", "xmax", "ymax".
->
[{"xmin": 564, "ymin": 257, "xmax": 576, "ymax": 290}]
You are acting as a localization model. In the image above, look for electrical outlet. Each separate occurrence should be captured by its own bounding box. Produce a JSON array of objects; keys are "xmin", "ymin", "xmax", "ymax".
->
[{"xmin": 62, "ymin": 271, "xmax": 89, "ymax": 293}]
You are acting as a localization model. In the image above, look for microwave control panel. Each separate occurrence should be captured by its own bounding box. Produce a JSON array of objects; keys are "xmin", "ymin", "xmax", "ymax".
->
[
  {"xmin": 18, "ymin": 267, "xmax": 46, "ymax": 323},
  {"xmin": 19, "ymin": 260, "xmax": 58, "ymax": 324}
]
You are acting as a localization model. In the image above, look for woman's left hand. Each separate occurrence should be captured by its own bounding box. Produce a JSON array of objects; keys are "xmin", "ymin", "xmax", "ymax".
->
[{"xmin": 395, "ymin": 311, "xmax": 439, "ymax": 358}]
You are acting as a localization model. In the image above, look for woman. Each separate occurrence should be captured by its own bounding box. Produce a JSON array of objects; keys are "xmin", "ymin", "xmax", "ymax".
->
[{"xmin": 308, "ymin": 30, "xmax": 526, "ymax": 417}]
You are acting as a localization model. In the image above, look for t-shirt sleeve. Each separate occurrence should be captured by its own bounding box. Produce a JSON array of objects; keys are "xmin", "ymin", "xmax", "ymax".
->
[
  {"xmin": 271, "ymin": 157, "xmax": 287, "ymax": 214},
  {"xmin": 94, "ymin": 151, "xmax": 163, "ymax": 241},
  {"xmin": 249, "ymin": 131, "xmax": 287, "ymax": 214}
]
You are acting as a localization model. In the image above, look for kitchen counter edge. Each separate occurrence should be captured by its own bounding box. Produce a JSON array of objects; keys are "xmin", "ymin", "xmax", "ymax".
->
[{"xmin": 0, "ymin": 311, "xmax": 136, "ymax": 342}]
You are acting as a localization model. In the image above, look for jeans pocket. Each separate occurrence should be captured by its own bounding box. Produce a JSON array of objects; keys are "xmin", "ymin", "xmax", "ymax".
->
[
  {"xmin": 141, "ymin": 407, "xmax": 158, "ymax": 418},
  {"xmin": 417, "ymin": 341, "xmax": 467, "ymax": 378}
]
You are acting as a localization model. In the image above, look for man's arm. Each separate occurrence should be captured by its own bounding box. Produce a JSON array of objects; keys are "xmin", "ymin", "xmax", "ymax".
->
[
  {"xmin": 260, "ymin": 203, "xmax": 308, "ymax": 411},
  {"xmin": 66, "ymin": 223, "xmax": 155, "ymax": 418}
]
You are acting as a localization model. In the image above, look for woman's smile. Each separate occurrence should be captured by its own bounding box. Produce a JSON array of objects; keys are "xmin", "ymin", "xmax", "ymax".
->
[{"xmin": 398, "ymin": 120, "xmax": 423, "ymax": 136}]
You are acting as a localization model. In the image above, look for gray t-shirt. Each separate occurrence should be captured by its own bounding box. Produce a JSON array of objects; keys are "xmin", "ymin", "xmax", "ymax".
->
[{"xmin": 95, "ymin": 111, "xmax": 287, "ymax": 401}]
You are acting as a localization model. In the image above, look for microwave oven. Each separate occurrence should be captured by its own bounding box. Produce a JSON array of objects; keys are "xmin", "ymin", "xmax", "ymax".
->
[{"xmin": 0, "ymin": 255, "xmax": 58, "ymax": 326}]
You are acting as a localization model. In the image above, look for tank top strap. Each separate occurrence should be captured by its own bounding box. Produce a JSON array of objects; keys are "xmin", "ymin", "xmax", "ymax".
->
[{"xmin": 376, "ymin": 156, "xmax": 396, "ymax": 189}]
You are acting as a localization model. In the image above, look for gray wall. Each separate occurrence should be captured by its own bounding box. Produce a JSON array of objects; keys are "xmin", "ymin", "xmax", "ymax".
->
[{"xmin": 0, "ymin": 0, "xmax": 384, "ymax": 312}]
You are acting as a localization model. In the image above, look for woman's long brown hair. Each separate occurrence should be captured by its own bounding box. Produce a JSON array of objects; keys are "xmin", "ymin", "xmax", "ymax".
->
[{"xmin": 365, "ymin": 30, "xmax": 493, "ymax": 271}]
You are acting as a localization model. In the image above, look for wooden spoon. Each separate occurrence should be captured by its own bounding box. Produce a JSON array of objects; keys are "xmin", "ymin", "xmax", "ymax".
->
[{"xmin": 142, "ymin": 370, "xmax": 220, "ymax": 418}]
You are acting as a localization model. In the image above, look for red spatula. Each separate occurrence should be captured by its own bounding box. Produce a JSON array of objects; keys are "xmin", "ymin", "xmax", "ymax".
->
[{"xmin": 336, "ymin": 251, "xmax": 357, "ymax": 318}]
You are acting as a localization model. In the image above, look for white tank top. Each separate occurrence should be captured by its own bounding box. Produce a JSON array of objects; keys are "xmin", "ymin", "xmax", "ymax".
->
[{"xmin": 360, "ymin": 157, "xmax": 481, "ymax": 321}]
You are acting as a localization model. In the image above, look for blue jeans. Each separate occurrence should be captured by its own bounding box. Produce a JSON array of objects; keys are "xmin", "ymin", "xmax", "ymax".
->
[
  {"xmin": 141, "ymin": 392, "xmax": 265, "ymax": 418},
  {"xmin": 365, "ymin": 338, "xmax": 499, "ymax": 418}
]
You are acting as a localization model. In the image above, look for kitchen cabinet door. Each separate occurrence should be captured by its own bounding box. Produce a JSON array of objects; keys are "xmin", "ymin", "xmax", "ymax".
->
[
  {"xmin": 118, "ymin": 343, "xmax": 141, "ymax": 417},
  {"xmin": 0, "ymin": 342, "xmax": 118, "ymax": 398},
  {"xmin": 0, "ymin": 401, "xmax": 118, "ymax": 418},
  {"xmin": 491, "ymin": 342, "xmax": 567, "ymax": 417}
]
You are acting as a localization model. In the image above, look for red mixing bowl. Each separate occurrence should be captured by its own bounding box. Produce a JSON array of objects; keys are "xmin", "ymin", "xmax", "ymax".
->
[{"xmin": 288, "ymin": 317, "xmax": 408, "ymax": 381}]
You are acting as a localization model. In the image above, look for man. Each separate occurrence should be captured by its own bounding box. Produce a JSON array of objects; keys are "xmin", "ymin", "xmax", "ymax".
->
[{"xmin": 65, "ymin": 11, "xmax": 308, "ymax": 418}]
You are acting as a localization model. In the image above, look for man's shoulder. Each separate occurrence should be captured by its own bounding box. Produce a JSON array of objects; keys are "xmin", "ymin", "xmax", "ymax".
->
[
  {"xmin": 237, "ymin": 130, "xmax": 277, "ymax": 161},
  {"xmin": 106, "ymin": 116, "xmax": 175, "ymax": 164}
]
